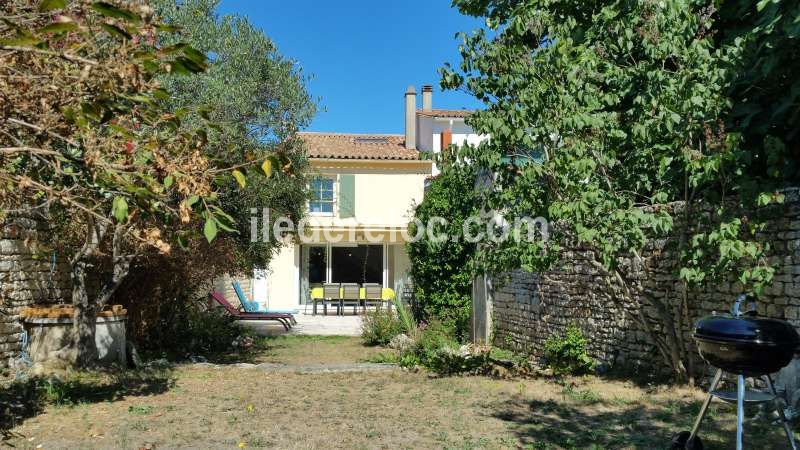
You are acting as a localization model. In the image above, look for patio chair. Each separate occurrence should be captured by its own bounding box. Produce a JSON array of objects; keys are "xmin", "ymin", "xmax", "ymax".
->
[
  {"xmin": 362, "ymin": 283, "xmax": 383, "ymax": 312},
  {"xmin": 321, "ymin": 283, "xmax": 341, "ymax": 316},
  {"xmin": 209, "ymin": 291, "xmax": 293, "ymax": 331},
  {"xmin": 341, "ymin": 283, "xmax": 360, "ymax": 315},
  {"xmin": 231, "ymin": 281, "xmax": 297, "ymax": 324}
]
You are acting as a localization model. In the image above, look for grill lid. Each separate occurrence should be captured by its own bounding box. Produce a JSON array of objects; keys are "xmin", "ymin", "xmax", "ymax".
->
[{"xmin": 694, "ymin": 314, "xmax": 800, "ymax": 346}]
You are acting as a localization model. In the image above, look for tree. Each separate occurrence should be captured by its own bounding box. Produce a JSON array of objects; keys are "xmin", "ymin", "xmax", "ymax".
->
[
  {"xmin": 152, "ymin": 0, "xmax": 316, "ymax": 271},
  {"xmin": 407, "ymin": 159, "xmax": 480, "ymax": 339},
  {"xmin": 109, "ymin": 0, "xmax": 318, "ymax": 355},
  {"xmin": 0, "ymin": 0, "xmax": 271, "ymax": 367},
  {"xmin": 441, "ymin": 0, "xmax": 793, "ymax": 381}
]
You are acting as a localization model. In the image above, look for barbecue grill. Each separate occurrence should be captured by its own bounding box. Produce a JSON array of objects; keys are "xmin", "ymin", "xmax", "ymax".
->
[{"xmin": 671, "ymin": 294, "xmax": 800, "ymax": 450}]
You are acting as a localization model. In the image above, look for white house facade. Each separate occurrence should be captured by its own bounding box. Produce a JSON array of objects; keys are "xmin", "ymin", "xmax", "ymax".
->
[{"xmin": 226, "ymin": 85, "xmax": 487, "ymax": 311}]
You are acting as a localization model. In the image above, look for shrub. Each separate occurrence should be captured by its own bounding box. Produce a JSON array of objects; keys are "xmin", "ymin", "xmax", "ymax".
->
[
  {"xmin": 543, "ymin": 324, "xmax": 596, "ymax": 376},
  {"xmin": 407, "ymin": 161, "xmax": 480, "ymax": 340},
  {"xmin": 113, "ymin": 240, "xmax": 258, "ymax": 360},
  {"xmin": 361, "ymin": 307, "xmax": 404, "ymax": 346},
  {"xmin": 389, "ymin": 321, "xmax": 490, "ymax": 375}
]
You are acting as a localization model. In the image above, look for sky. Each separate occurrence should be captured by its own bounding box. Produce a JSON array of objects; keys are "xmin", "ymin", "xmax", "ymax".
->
[{"xmin": 217, "ymin": 0, "xmax": 485, "ymax": 134}]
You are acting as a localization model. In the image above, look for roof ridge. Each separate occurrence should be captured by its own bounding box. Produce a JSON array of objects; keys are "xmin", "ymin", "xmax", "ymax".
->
[{"xmin": 297, "ymin": 131, "xmax": 404, "ymax": 137}]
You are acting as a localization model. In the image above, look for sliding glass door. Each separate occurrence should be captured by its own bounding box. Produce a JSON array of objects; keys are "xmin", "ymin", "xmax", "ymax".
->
[
  {"xmin": 330, "ymin": 245, "xmax": 383, "ymax": 284},
  {"xmin": 300, "ymin": 245, "xmax": 327, "ymax": 305},
  {"xmin": 300, "ymin": 244, "xmax": 386, "ymax": 304}
]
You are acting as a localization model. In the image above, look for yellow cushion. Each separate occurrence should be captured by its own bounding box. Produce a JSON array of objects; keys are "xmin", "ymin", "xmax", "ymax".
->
[{"xmin": 309, "ymin": 287, "xmax": 395, "ymax": 300}]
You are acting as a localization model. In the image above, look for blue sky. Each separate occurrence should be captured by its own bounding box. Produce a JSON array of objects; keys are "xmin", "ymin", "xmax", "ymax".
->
[{"xmin": 218, "ymin": 1, "xmax": 485, "ymax": 134}]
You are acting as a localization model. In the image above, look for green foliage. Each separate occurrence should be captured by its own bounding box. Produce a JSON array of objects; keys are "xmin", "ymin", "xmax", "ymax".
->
[
  {"xmin": 716, "ymin": 0, "xmax": 800, "ymax": 185},
  {"xmin": 407, "ymin": 161, "xmax": 480, "ymax": 340},
  {"xmin": 143, "ymin": 303, "xmax": 252, "ymax": 360},
  {"xmin": 543, "ymin": 324, "xmax": 596, "ymax": 376},
  {"xmin": 385, "ymin": 321, "xmax": 492, "ymax": 375},
  {"xmin": 152, "ymin": 0, "xmax": 316, "ymax": 272},
  {"xmin": 360, "ymin": 307, "xmax": 404, "ymax": 346},
  {"xmin": 111, "ymin": 0, "xmax": 317, "ymax": 361},
  {"xmin": 442, "ymin": 0, "xmax": 799, "ymax": 378},
  {"xmin": 0, "ymin": 0, "xmax": 272, "ymax": 366},
  {"xmin": 392, "ymin": 297, "xmax": 417, "ymax": 337}
]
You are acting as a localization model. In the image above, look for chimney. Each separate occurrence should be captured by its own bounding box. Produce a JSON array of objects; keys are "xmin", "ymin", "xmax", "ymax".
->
[
  {"xmin": 422, "ymin": 85, "xmax": 433, "ymax": 111},
  {"xmin": 404, "ymin": 85, "xmax": 416, "ymax": 150}
]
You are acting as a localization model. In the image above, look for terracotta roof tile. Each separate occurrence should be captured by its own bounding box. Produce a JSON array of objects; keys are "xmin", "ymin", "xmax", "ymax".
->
[
  {"xmin": 298, "ymin": 132, "xmax": 421, "ymax": 160},
  {"xmin": 416, "ymin": 109, "xmax": 472, "ymax": 118}
]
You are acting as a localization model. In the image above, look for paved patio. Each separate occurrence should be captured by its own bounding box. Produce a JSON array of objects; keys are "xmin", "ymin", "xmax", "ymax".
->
[{"xmin": 239, "ymin": 312, "xmax": 363, "ymax": 336}]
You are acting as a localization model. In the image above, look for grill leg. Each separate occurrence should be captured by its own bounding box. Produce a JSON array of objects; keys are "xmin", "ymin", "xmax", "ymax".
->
[
  {"xmin": 689, "ymin": 369, "xmax": 723, "ymax": 443},
  {"xmin": 737, "ymin": 375, "xmax": 745, "ymax": 450},
  {"xmin": 765, "ymin": 374, "xmax": 798, "ymax": 450}
]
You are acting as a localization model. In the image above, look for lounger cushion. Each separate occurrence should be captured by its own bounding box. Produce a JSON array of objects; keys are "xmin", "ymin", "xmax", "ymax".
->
[{"xmin": 241, "ymin": 301, "xmax": 260, "ymax": 313}]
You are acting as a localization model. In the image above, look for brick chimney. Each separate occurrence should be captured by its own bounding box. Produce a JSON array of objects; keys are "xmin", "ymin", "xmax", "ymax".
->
[
  {"xmin": 404, "ymin": 85, "xmax": 416, "ymax": 150},
  {"xmin": 422, "ymin": 85, "xmax": 433, "ymax": 111}
]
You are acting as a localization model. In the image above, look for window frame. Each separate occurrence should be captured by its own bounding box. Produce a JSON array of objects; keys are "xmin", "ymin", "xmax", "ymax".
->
[{"xmin": 308, "ymin": 175, "xmax": 337, "ymax": 216}]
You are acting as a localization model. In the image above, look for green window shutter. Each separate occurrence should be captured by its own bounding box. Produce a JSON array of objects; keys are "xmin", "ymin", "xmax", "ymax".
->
[{"xmin": 339, "ymin": 174, "xmax": 355, "ymax": 218}]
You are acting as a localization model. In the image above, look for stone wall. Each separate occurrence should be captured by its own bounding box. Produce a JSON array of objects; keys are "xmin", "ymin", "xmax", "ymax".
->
[
  {"xmin": 0, "ymin": 215, "xmax": 71, "ymax": 368},
  {"xmin": 214, "ymin": 275, "xmax": 253, "ymax": 308},
  {"xmin": 490, "ymin": 188, "xmax": 800, "ymax": 376}
]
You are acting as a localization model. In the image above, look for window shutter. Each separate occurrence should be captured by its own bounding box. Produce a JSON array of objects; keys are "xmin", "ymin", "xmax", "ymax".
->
[{"xmin": 339, "ymin": 174, "xmax": 355, "ymax": 218}]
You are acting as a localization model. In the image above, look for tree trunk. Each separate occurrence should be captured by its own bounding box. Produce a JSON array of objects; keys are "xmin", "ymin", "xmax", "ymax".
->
[
  {"xmin": 70, "ymin": 260, "xmax": 99, "ymax": 367},
  {"xmin": 67, "ymin": 220, "xmax": 131, "ymax": 368},
  {"xmin": 593, "ymin": 257, "xmax": 691, "ymax": 382}
]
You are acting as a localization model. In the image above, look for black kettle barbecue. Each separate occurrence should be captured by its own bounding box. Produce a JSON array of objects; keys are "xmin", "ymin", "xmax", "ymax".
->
[{"xmin": 672, "ymin": 294, "xmax": 800, "ymax": 450}]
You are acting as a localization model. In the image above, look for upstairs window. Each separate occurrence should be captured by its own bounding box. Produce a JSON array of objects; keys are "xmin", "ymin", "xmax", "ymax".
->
[{"xmin": 309, "ymin": 176, "xmax": 335, "ymax": 215}]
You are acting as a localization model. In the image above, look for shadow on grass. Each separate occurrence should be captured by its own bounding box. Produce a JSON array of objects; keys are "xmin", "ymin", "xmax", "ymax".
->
[
  {"xmin": 480, "ymin": 386, "xmax": 779, "ymax": 450},
  {"xmin": 1, "ymin": 367, "xmax": 174, "ymax": 443},
  {"xmin": 484, "ymin": 382, "xmax": 800, "ymax": 450}
]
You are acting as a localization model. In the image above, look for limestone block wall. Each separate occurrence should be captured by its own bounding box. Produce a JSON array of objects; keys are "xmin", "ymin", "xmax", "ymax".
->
[
  {"xmin": 213, "ymin": 275, "xmax": 253, "ymax": 307},
  {"xmin": 0, "ymin": 215, "xmax": 71, "ymax": 368},
  {"xmin": 491, "ymin": 188, "xmax": 800, "ymax": 375}
]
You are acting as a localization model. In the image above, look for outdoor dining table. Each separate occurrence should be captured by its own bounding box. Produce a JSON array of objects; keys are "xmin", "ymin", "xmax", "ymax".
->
[{"xmin": 309, "ymin": 287, "xmax": 395, "ymax": 315}]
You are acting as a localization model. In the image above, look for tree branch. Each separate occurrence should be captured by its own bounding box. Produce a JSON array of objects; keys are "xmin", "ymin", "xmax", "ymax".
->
[{"xmin": 1, "ymin": 45, "xmax": 99, "ymax": 67}]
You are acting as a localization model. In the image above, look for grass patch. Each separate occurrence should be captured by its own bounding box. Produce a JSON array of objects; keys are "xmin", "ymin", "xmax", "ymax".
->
[
  {"xmin": 3, "ymin": 352, "xmax": 799, "ymax": 449},
  {"xmin": 128, "ymin": 404, "xmax": 156, "ymax": 416}
]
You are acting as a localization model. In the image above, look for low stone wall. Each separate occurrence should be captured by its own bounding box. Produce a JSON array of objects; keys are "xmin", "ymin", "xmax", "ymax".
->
[
  {"xmin": 24, "ymin": 315, "xmax": 127, "ymax": 373},
  {"xmin": 490, "ymin": 188, "xmax": 800, "ymax": 376},
  {"xmin": 0, "ymin": 215, "xmax": 71, "ymax": 368}
]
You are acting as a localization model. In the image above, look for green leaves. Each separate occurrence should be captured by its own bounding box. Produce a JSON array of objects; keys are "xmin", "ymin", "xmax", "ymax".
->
[
  {"xmin": 38, "ymin": 21, "xmax": 78, "ymax": 34},
  {"xmin": 203, "ymin": 216, "xmax": 218, "ymax": 243},
  {"xmin": 112, "ymin": 196, "xmax": 129, "ymax": 222},
  {"xmin": 90, "ymin": 2, "xmax": 141, "ymax": 24},
  {"xmin": 39, "ymin": 0, "xmax": 67, "ymax": 11},
  {"xmin": 100, "ymin": 23, "xmax": 132, "ymax": 40}
]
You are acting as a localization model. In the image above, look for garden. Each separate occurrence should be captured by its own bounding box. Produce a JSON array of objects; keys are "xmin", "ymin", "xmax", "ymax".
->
[{"xmin": 2, "ymin": 0, "xmax": 800, "ymax": 448}]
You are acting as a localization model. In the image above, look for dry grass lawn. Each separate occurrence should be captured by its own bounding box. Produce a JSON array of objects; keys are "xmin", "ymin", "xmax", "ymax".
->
[{"xmin": 2, "ymin": 336, "xmax": 797, "ymax": 449}]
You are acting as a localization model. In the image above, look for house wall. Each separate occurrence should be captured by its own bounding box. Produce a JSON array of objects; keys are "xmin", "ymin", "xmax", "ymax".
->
[
  {"xmin": 487, "ymin": 188, "xmax": 800, "ymax": 386},
  {"xmin": 306, "ymin": 159, "xmax": 431, "ymax": 229},
  {"xmin": 214, "ymin": 275, "xmax": 254, "ymax": 308},
  {"xmin": 416, "ymin": 117, "xmax": 488, "ymax": 176},
  {"xmin": 262, "ymin": 243, "xmax": 298, "ymax": 311},
  {"xmin": 0, "ymin": 214, "xmax": 71, "ymax": 368},
  {"xmin": 251, "ymin": 159, "xmax": 431, "ymax": 309}
]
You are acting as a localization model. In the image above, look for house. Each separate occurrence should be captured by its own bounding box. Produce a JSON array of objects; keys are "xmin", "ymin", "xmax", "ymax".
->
[{"xmin": 221, "ymin": 85, "xmax": 486, "ymax": 311}]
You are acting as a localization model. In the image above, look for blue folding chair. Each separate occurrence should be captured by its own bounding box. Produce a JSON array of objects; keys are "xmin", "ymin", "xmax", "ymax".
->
[{"xmin": 231, "ymin": 281, "xmax": 298, "ymax": 324}]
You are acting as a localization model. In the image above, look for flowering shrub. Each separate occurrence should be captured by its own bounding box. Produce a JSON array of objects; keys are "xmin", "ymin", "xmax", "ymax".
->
[{"xmin": 360, "ymin": 307, "xmax": 404, "ymax": 346}]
